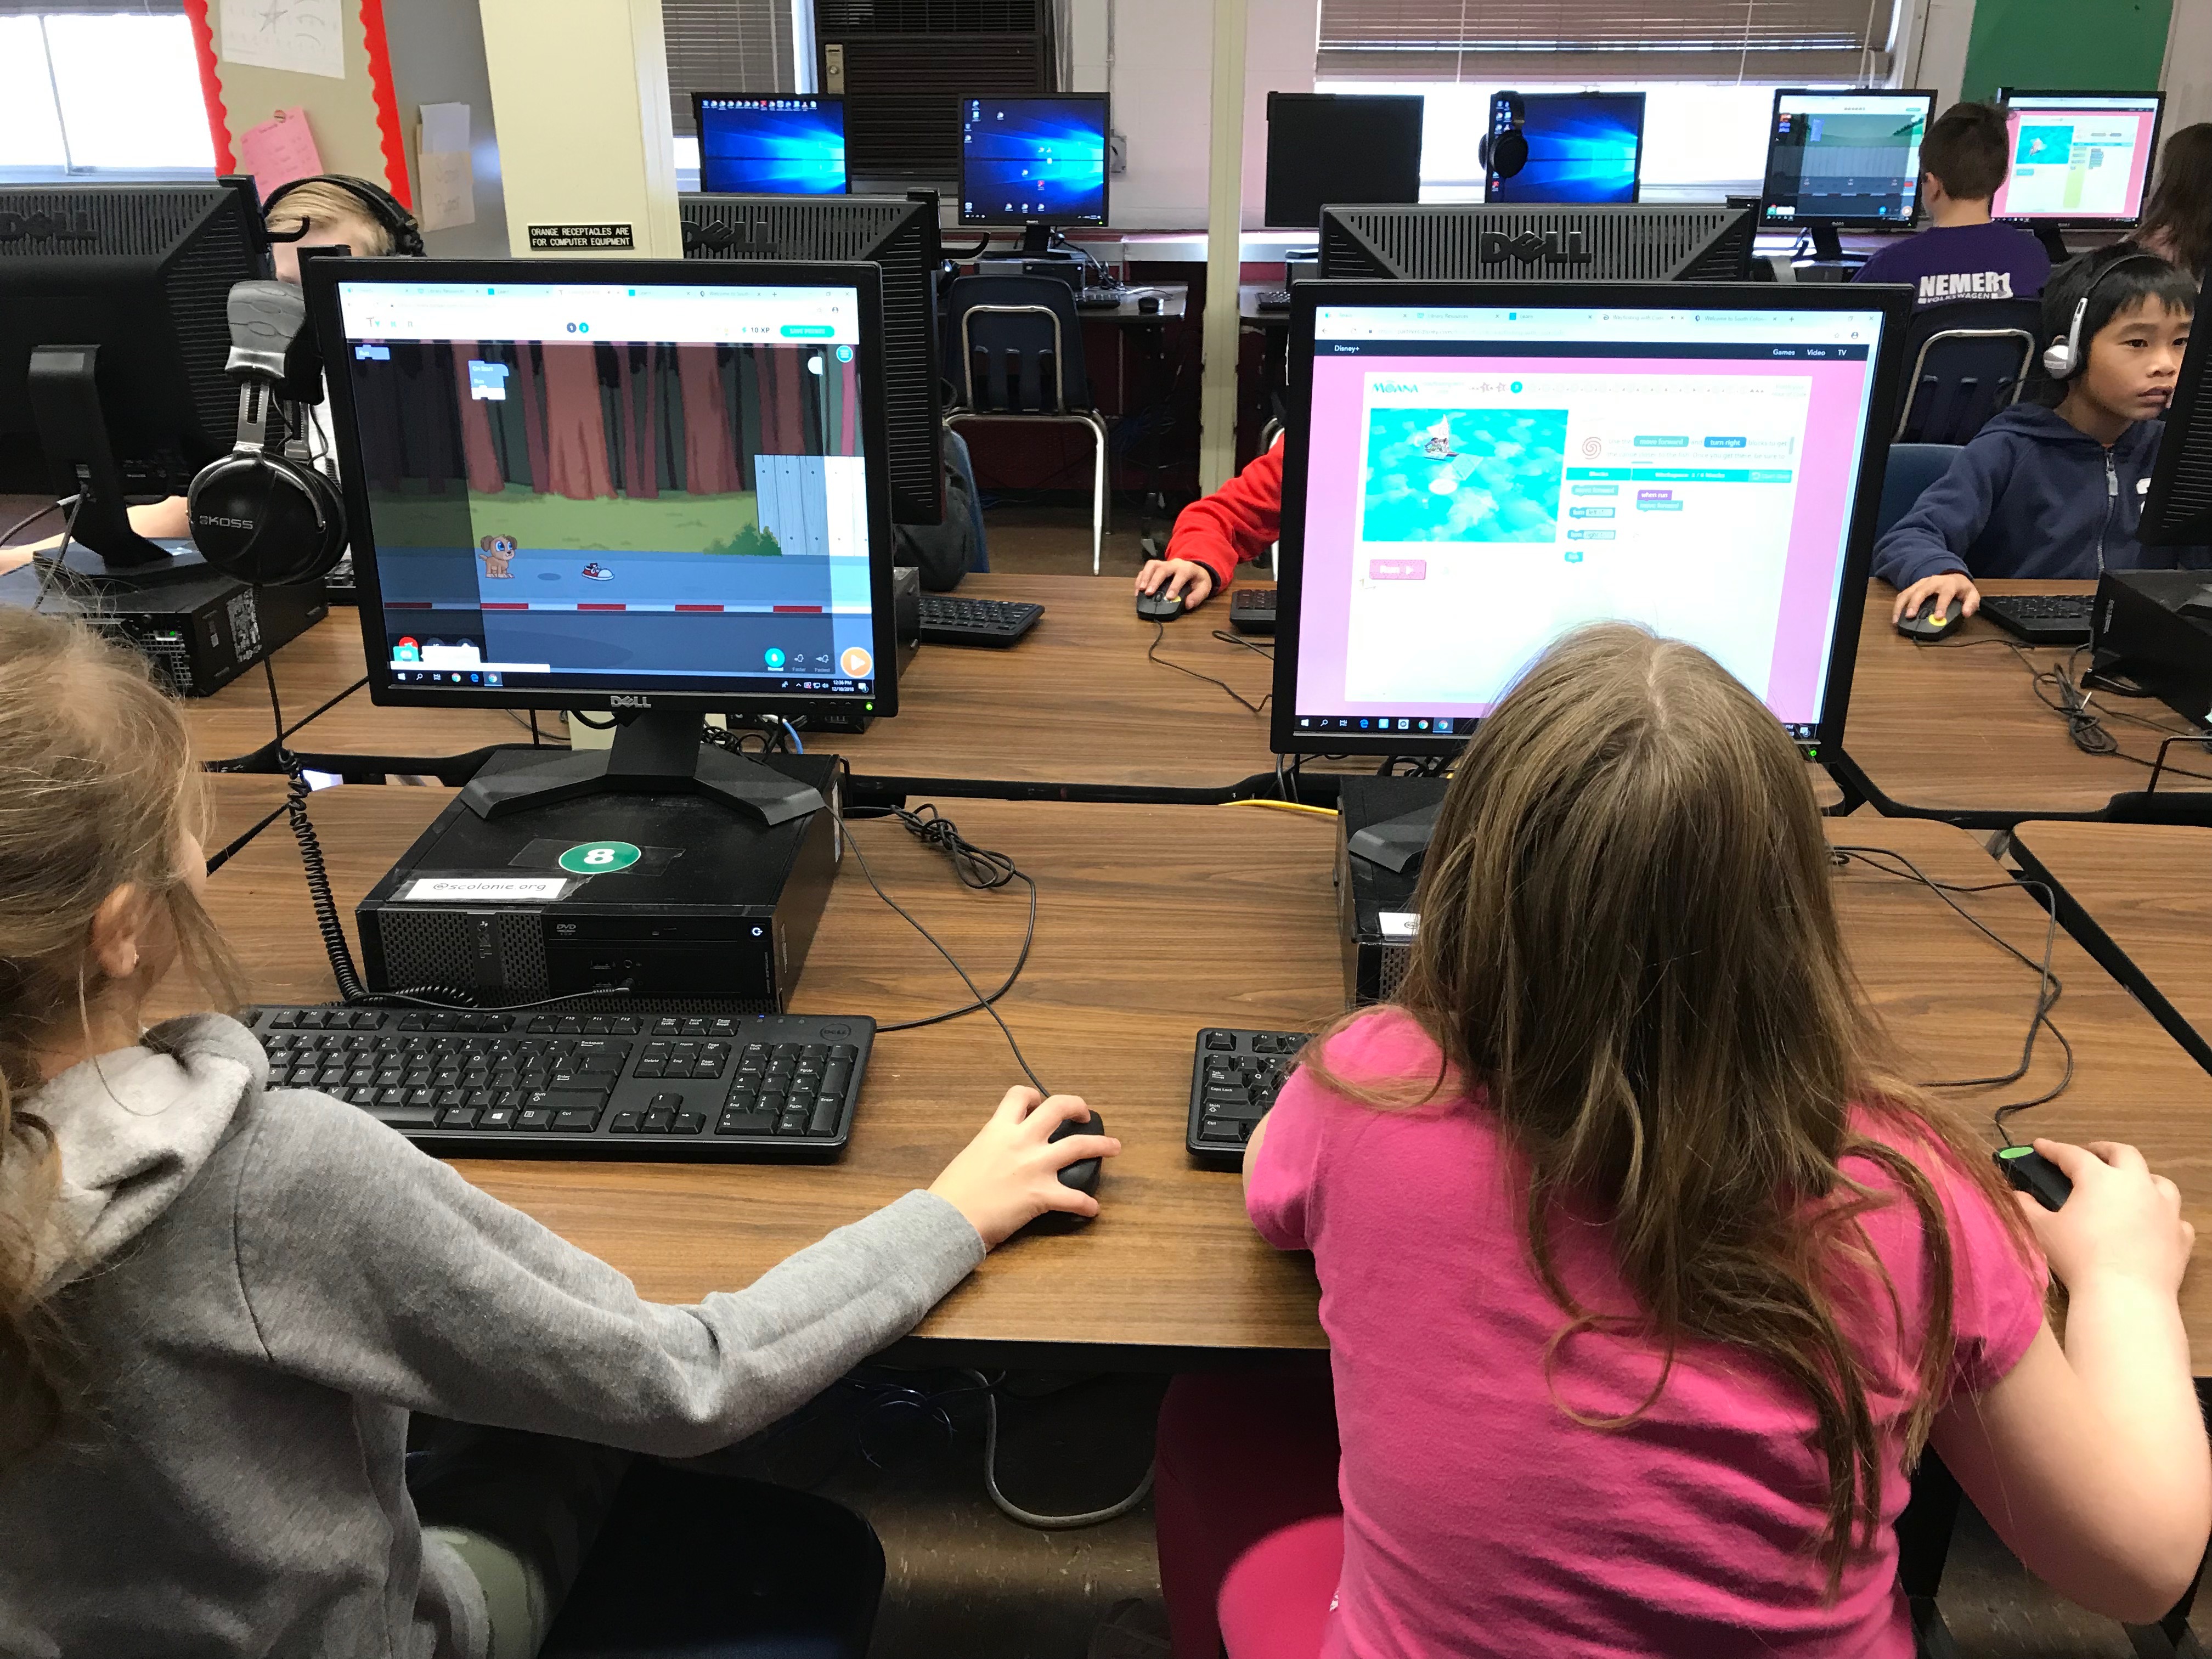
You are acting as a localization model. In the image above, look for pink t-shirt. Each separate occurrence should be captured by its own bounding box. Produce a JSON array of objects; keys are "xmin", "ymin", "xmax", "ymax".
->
[{"xmin": 1247, "ymin": 1008, "xmax": 2046, "ymax": 1659}]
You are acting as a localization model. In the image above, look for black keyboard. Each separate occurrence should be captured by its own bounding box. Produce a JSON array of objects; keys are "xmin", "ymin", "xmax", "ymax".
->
[
  {"xmin": 918, "ymin": 594, "xmax": 1043, "ymax": 647},
  {"xmin": 1187, "ymin": 1027, "xmax": 1308, "ymax": 1163},
  {"xmin": 1255, "ymin": 289, "xmax": 1291, "ymax": 312},
  {"xmin": 245, "ymin": 1005, "xmax": 872, "ymax": 1161},
  {"xmin": 1980, "ymin": 592, "xmax": 2095, "ymax": 647},
  {"xmin": 1076, "ymin": 287, "xmax": 1127, "ymax": 309},
  {"xmin": 1230, "ymin": 588, "xmax": 1276, "ymax": 635}
]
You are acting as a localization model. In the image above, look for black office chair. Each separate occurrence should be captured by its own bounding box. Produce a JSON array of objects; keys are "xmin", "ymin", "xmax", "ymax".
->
[
  {"xmin": 1891, "ymin": 298, "xmax": 2040, "ymax": 446},
  {"xmin": 1875, "ymin": 443, "xmax": 1963, "ymax": 537},
  {"xmin": 942, "ymin": 274, "xmax": 1111, "ymax": 573}
]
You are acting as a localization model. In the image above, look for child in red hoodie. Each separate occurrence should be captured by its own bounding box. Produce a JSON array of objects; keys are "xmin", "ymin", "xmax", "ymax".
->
[{"xmin": 1134, "ymin": 438, "xmax": 1283, "ymax": 610}]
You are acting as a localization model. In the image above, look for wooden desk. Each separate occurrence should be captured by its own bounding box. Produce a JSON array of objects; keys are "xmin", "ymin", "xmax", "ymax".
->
[
  {"xmin": 2010, "ymin": 822, "xmax": 2212, "ymax": 1077},
  {"xmin": 187, "ymin": 576, "xmax": 1288, "ymax": 791},
  {"xmin": 1840, "ymin": 578, "xmax": 2211, "ymax": 823},
  {"xmin": 164, "ymin": 785, "xmax": 2212, "ymax": 1365}
]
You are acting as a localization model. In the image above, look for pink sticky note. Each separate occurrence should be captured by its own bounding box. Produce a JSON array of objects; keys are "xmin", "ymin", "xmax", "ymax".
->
[{"xmin": 239, "ymin": 108, "xmax": 324, "ymax": 200}]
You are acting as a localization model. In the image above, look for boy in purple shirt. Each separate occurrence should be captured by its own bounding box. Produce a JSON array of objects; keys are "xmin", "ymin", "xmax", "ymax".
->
[{"xmin": 1854, "ymin": 102, "xmax": 2051, "ymax": 306}]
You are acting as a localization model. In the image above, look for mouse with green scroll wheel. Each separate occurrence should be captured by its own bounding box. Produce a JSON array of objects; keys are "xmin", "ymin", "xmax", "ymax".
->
[
  {"xmin": 1895, "ymin": 596, "xmax": 1965, "ymax": 641},
  {"xmin": 1995, "ymin": 1144, "xmax": 2072, "ymax": 1210}
]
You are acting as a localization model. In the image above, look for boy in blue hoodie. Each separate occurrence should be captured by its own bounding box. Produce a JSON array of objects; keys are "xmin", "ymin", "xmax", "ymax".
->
[{"xmin": 1878, "ymin": 249, "xmax": 2205, "ymax": 625}]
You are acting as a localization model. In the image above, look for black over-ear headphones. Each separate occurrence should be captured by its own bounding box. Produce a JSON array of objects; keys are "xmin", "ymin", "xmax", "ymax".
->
[
  {"xmin": 1479, "ymin": 93, "xmax": 1530, "ymax": 180},
  {"xmin": 262, "ymin": 173, "xmax": 427, "ymax": 258},
  {"xmin": 187, "ymin": 281, "xmax": 348, "ymax": 585}
]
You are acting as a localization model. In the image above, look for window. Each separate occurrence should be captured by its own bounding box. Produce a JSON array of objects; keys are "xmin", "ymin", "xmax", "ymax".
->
[
  {"xmin": 1314, "ymin": 0, "xmax": 1900, "ymax": 85},
  {"xmin": 661, "ymin": 0, "xmax": 814, "ymax": 134},
  {"xmin": 0, "ymin": 7, "xmax": 215, "ymax": 179}
]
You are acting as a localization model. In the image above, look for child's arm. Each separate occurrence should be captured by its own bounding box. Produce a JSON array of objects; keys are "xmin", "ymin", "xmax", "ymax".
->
[
  {"xmin": 1872, "ymin": 445, "xmax": 2010, "ymax": 623},
  {"xmin": 1929, "ymin": 1138, "xmax": 2208, "ymax": 1622},
  {"xmin": 13, "ymin": 495, "xmax": 189, "ymax": 559},
  {"xmin": 1137, "ymin": 442, "xmax": 1284, "ymax": 609},
  {"xmin": 234, "ymin": 1086, "xmax": 1116, "ymax": 1456}
]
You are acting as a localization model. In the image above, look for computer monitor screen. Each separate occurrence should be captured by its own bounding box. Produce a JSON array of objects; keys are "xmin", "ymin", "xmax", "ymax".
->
[
  {"xmin": 1264, "ymin": 93, "xmax": 1425, "ymax": 229},
  {"xmin": 693, "ymin": 95, "xmax": 848, "ymax": 196},
  {"xmin": 960, "ymin": 95, "xmax": 1109, "ymax": 227},
  {"xmin": 2142, "ymin": 267, "xmax": 2212, "ymax": 547},
  {"xmin": 1992, "ymin": 92, "xmax": 2164, "ymax": 225},
  {"xmin": 1760, "ymin": 90, "xmax": 1935, "ymax": 230},
  {"xmin": 1271, "ymin": 282, "xmax": 1910, "ymax": 758},
  {"xmin": 306, "ymin": 260, "xmax": 896, "ymax": 715},
  {"xmin": 1485, "ymin": 92, "xmax": 1644, "ymax": 205}
]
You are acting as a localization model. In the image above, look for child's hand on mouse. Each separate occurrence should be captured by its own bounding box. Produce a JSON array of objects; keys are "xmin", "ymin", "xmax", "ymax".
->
[
  {"xmin": 929, "ymin": 1087, "xmax": 1121, "ymax": 1248},
  {"xmin": 2014, "ymin": 1138, "xmax": 2193, "ymax": 1299},
  {"xmin": 1891, "ymin": 571, "xmax": 1981, "ymax": 625},
  {"xmin": 1136, "ymin": 558, "xmax": 1215, "ymax": 609}
]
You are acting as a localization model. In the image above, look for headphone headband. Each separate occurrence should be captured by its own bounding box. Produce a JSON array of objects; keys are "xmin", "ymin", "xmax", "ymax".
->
[
  {"xmin": 262, "ymin": 173, "xmax": 426, "ymax": 258},
  {"xmin": 2042, "ymin": 249, "xmax": 2172, "ymax": 381}
]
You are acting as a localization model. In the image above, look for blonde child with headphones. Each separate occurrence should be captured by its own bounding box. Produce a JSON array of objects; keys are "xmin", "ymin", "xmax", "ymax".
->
[{"xmin": 1875, "ymin": 249, "xmax": 2204, "ymax": 625}]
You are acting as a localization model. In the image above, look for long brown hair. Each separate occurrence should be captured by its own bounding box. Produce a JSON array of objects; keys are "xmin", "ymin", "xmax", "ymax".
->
[
  {"xmin": 1308, "ymin": 624, "xmax": 2025, "ymax": 1588},
  {"xmin": 2141, "ymin": 123, "xmax": 2212, "ymax": 278},
  {"xmin": 0, "ymin": 609, "xmax": 244, "ymax": 1467}
]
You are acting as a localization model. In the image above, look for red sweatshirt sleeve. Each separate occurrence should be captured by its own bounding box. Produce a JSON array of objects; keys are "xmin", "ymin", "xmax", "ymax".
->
[{"xmin": 1164, "ymin": 441, "xmax": 1283, "ymax": 591}]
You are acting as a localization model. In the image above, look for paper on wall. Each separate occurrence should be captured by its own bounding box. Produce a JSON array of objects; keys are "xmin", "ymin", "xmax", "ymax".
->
[
  {"xmin": 416, "ymin": 150, "xmax": 474, "ymax": 233},
  {"xmin": 418, "ymin": 101, "xmax": 470, "ymax": 155},
  {"xmin": 218, "ymin": 0, "xmax": 345, "ymax": 80},
  {"xmin": 237, "ymin": 107, "xmax": 323, "ymax": 198}
]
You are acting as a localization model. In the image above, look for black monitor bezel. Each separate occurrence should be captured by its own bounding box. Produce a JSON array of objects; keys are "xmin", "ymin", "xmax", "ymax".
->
[
  {"xmin": 1267, "ymin": 278, "xmax": 1914, "ymax": 761},
  {"xmin": 1992, "ymin": 89, "xmax": 2166, "ymax": 230},
  {"xmin": 1758, "ymin": 86, "xmax": 1938, "ymax": 233},
  {"xmin": 2141, "ymin": 266, "xmax": 2212, "ymax": 548},
  {"xmin": 1483, "ymin": 90, "xmax": 1647, "ymax": 207},
  {"xmin": 1262, "ymin": 91, "xmax": 1426, "ymax": 230},
  {"xmin": 303, "ymin": 255, "xmax": 901, "ymax": 719},
  {"xmin": 690, "ymin": 92, "xmax": 850, "ymax": 196},
  {"xmin": 957, "ymin": 93, "xmax": 1112, "ymax": 229}
]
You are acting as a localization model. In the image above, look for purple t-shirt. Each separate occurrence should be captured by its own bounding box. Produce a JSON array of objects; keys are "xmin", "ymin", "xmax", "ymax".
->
[{"xmin": 1853, "ymin": 222, "xmax": 2052, "ymax": 307}]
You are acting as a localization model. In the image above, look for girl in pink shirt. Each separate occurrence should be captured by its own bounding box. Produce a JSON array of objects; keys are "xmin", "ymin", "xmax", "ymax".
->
[{"xmin": 1155, "ymin": 624, "xmax": 2206, "ymax": 1658}]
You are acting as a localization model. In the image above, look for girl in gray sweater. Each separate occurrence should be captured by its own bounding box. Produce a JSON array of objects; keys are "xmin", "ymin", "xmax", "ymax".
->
[{"xmin": 0, "ymin": 607, "xmax": 1118, "ymax": 1658}]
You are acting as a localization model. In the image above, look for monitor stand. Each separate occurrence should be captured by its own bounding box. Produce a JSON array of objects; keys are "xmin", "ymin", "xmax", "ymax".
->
[
  {"xmin": 26, "ymin": 345, "xmax": 209, "ymax": 589},
  {"xmin": 2031, "ymin": 224, "xmax": 2071, "ymax": 264},
  {"xmin": 459, "ymin": 708, "xmax": 827, "ymax": 826},
  {"xmin": 1802, "ymin": 221, "xmax": 1847, "ymax": 263}
]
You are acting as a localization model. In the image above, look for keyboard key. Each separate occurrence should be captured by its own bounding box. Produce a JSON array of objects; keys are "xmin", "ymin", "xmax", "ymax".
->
[
  {"xmin": 374, "ymin": 1102, "xmax": 439, "ymax": 1128},
  {"xmin": 479, "ymin": 1105, "xmax": 517, "ymax": 1129},
  {"xmin": 438, "ymin": 1105, "xmax": 481, "ymax": 1128},
  {"xmin": 1204, "ymin": 1030, "xmax": 1235, "ymax": 1051},
  {"xmin": 641, "ymin": 1110, "xmax": 673, "ymax": 1134},
  {"xmin": 610, "ymin": 1111, "xmax": 642, "ymax": 1134},
  {"xmin": 718, "ymin": 1111, "xmax": 775, "ymax": 1136},
  {"xmin": 673, "ymin": 1111, "xmax": 707, "ymax": 1135},
  {"xmin": 516, "ymin": 1108, "xmax": 556, "ymax": 1131},
  {"xmin": 808, "ymin": 1097, "xmax": 839, "ymax": 1135},
  {"xmin": 551, "ymin": 1109, "xmax": 601, "ymax": 1132}
]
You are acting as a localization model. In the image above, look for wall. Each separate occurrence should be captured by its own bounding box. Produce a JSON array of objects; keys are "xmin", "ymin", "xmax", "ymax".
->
[
  {"xmin": 380, "ymin": 0, "xmax": 510, "ymax": 256},
  {"xmin": 183, "ymin": 0, "xmax": 408, "ymax": 197},
  {"xmin": 2164, "ymin": 0, "xmax": 2211, "ymax": 134},
  {"xmin": 1903, "ymin": 0, "xmax": 1977, "ymax": 110},
  {"xmin": 1960, "ymin": 0, "xmax": 2174, "ymax": 100}
]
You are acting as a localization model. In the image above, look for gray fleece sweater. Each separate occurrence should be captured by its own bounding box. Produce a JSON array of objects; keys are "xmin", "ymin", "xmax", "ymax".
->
[{"xmin": 0, "ymin": 1014, "xmax": 985, "ymax": 1659}]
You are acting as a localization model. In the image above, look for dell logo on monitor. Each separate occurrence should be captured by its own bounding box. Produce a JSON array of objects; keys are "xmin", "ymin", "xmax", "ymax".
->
[
  {"xmin": 608, "ymin": 695, "xmax": 652, "ymax": 708},
  {"xmin": 0, "ymin": 211, "xmax": 97, "ymax": 244},
  {"xmin": 1479, "ymin": 231, "xmax": 1592, "ymax": 267}
]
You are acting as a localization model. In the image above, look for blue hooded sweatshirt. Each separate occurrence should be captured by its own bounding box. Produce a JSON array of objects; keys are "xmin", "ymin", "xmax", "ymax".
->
[{"xmin": 1871, "ymin": 403, "xmax": 2211, "ymax": 590}]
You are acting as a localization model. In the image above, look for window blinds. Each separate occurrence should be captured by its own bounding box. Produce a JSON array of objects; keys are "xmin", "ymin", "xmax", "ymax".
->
[
  {"xmin": 663, "ymin": 0, "xmax": 797, "ymax": 133},
  {"xmin": 1314, "ymin": 0, "xmax": 1897, "ymax": 84}
]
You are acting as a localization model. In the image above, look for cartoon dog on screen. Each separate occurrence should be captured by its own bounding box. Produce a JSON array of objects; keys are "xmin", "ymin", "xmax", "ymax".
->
[{"xmin": 477, "ymin": 534, "xmax": 518, "ymax": 579}]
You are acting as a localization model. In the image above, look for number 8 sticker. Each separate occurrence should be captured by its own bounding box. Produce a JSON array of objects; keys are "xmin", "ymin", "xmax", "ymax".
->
[{"xmin": 557, "ymin": 840, "xmax": 642, "ymax": 874}]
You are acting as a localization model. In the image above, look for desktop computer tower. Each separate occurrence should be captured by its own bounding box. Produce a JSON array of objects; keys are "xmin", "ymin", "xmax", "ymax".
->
[
  {"xmin": 1335, "ymin": 776, "xmax": 1446, "ymax": 1006},
  {"xmin": 0, "ymin": 561, "xmax": 326, "ymax": 697},
  {"xmin": 358, "ymin": 753, "xmax": 841, "ymax": 1007},
  {"xmin": 2092, "ymin": 569, "xmax": 2212, "ymax": 727}
]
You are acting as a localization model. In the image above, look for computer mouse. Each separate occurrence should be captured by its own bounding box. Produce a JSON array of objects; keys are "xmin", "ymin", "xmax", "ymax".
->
[
  {"xmin": 1136, "ymin": 591, "xmax": 1185, "ymax": 622},
  {"xmin": 1995, "ymin": 1145, "xmax": 2072, "ymax": 1211},
  {"xmin": 1049, "ymin": 1109, "xmax": 1107, "ymax": 1199},
  {"xmin": 1137, "ymin": 294, "xmax": 1160, "ymax": 314},
  {"xmin": 1895, "ymin": 596, "xmax": 1965, "ymax": 641}
]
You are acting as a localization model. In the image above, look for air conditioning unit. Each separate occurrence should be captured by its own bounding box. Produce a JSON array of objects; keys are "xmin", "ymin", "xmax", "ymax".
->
[{"xmin": 818, "ymin": 0, "xmax": 1054, "ymax": 184}]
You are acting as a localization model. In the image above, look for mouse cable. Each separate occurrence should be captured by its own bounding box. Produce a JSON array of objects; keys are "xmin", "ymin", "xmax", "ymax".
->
[
  {"xmin": 1211, "ymin": 628, "xmax": 1272, "ymax": 658},
  {"xmin": 1830, "ymin": 844, "xmax": 2073, "ymax": 1142},
  {"xmin": 847, "ymin": 804, "xmax": 1041, "ymax": 1037},
  {"xmin": 27, "ymin": 495, "xmax": 84, "ymax": 614},
  {"xmin": 1147, "ymin": 618, "xmax": 1269, "ymax": 715},
  {"xmin": 0, "ymin": 496, "xmax": 70, "ymax": 548},
  {"xmin": 840, "ymin": 813, "xmax": 1047, "ymax": 1094},
  {"xmin": 2011, "ymin": 644, "xmax": 2212, "ymax": 782},
  {"xmin": 963, "ymin": 1369, "xmax": 1155, "ymax": 1530}
]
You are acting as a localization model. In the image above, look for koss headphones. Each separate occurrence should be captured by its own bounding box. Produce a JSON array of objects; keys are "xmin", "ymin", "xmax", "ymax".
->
[
  {"xmin": 1478, "ymin": 93, "xmax": 1530, "ymax": 180},
  {"xmin": 2042, "ymin": 251, "xmax": 2168, "ymax": 380},
  {"xmin": 187, "ymin": 281, "xmax": 348, "ymax": 586},
  {"xmin": 262, "ymin": 173, "xmax": 427, "ymax": 258}
]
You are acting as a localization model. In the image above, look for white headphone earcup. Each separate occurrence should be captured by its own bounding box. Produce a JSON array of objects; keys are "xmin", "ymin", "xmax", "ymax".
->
[{"xmin": 2042, "ymin": 340, "xmax": 2075, "ymax": 379}]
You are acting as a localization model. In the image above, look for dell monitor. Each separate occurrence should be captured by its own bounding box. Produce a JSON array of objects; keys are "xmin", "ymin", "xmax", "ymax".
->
[
  {"xmin": 1269, "ymin": 280, "xmax": 1912, "ymax": 763},
  {"xmin": 960, "ymin": 95, "xmax": 1109, "ymax": 228},
  {"xmin": 680, "ymin": 194, "xmax": 944, "ymax": 524},
  {"xmin": 1318, "ymin": 204, "xmax": 1754, "ymax": 283},
  {"xmin": 1993, "ymin": 91, "xmax": 2164, "ymax": 231},
  {"xmin": 303, "ymin": 258, "xmax": 899, "ymax": 823},
  {"xmin": 1760, "ymin": 89, "xmax": 1936, "ymax": 259},
  {"xmin": 2141, "ymin": 268, "xmax": 2212, "ymax": 548},
  {"xmin": 0, "ymin": 178, "xmax": 268, "ymax": 583},
  {"xmin": 1483, "ymin": 92, "xmax": 1645, "ymax": 206},
  {"xmin": 692, "ymin": 94, "xmax": 849, "ymax": 196},
  {"xmin": 1265, "ymin": 92, "xmax": 1425, "ymax": 230}
]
